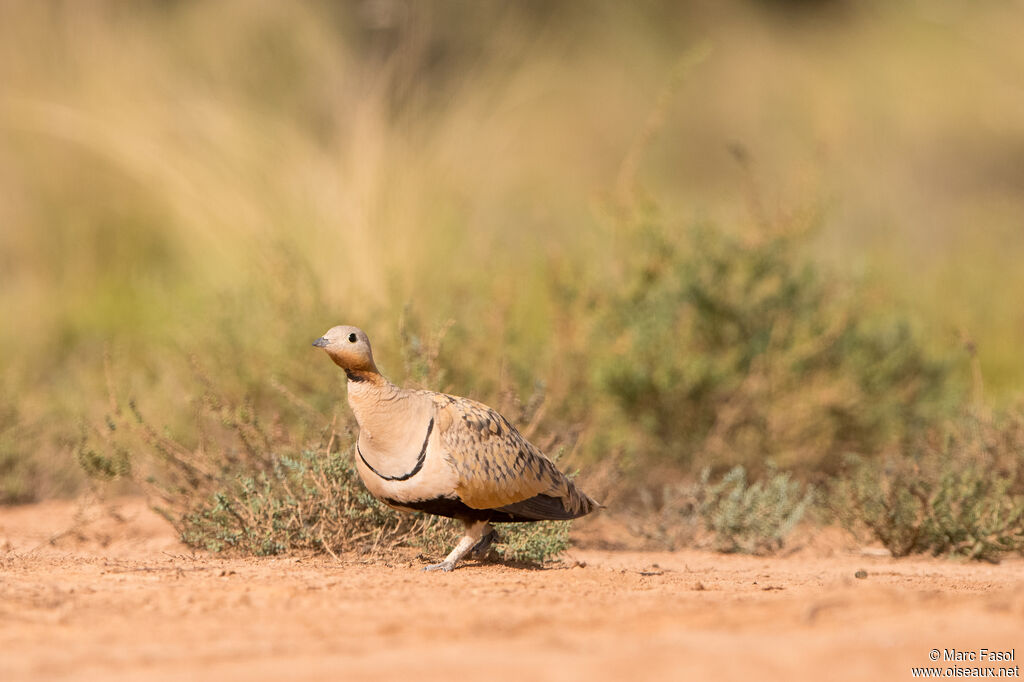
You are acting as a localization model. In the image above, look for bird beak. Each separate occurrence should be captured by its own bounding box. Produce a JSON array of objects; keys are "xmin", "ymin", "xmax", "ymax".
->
[{"xmin": 312, "ymin": 337, "xmax": 329, "ymax": 348}]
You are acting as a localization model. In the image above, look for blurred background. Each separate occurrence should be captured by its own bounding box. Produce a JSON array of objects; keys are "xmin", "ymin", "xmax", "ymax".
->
[{"xmin": 2, "ymin": 0, "xmax": 1023, "ymax": 511}]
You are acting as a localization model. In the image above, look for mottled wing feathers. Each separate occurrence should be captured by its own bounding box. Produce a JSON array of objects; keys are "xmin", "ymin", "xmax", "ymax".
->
[{"xmin": 430, "ymin": 393, "xmax": 596, "ymax": 519}]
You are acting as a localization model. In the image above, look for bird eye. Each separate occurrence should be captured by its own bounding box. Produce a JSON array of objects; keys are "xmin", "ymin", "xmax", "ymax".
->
[{"xmin": 348, "ymin": 333, "xmax": 357, "ymax": 343}]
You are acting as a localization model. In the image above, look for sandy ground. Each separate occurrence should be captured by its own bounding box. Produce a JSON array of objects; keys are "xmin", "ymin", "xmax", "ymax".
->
[{"xmin": 0, "ymin": 499, "xmax": 1021, "ymax": 682}]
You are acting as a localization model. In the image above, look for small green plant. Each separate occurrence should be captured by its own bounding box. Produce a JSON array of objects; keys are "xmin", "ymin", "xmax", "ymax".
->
[
  {"xmin": 834, "ymin": 411, "xmax": 1024, "ymax": 562},
  {"xmin": 168, "ymin": 446, "xmax": 569, "ymax": 563},
  {"xmin": 695, "ymin": 465, "xmax": 813, "ymax": 554},
  {"xmin": 631, "ymin": 464, "xmax": 812, "ymax": 553},
  {"xmin": 493, "ymin": 520, "xmax": 571, "ymax": 564},
  {"xmin": 172, "ymin": 448, "xmax": 451, "ymax": 556}
]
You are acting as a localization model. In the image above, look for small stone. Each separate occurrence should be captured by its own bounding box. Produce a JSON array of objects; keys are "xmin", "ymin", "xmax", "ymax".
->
[{"xmin": 854, "ymin": 569, "xmax": 868, "ymax": 579}]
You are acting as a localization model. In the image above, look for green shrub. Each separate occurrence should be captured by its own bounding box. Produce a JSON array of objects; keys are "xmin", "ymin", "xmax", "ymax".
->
[
  {"xmin": 594, "ymin": 214, "xmax": 957, "ymax": 475},
  {"xmin": 493, "ymin": 520, "xmax": 571, "ymax": 564},
  {"xmin": 172, "ymin": 447, "xmax": 448, "ymax": 556},
  {"xmin": 628, "ymin": 464, "xmax": 812, "ymax": 554},
  {"xmin": 696, "ymin": 465, "xmax": 813, "ymax": 554},
  {"xmin": 834, "ymin": 411, "xmax": 1024, "ymax": 562}
]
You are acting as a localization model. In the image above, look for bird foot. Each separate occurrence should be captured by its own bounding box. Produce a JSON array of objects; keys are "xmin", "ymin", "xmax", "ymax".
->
[{"xmin": 422, "ymin": 520, "xmax": 493, "ymax": 573}]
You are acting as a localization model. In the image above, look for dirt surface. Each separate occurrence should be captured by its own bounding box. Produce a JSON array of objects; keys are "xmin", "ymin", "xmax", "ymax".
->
[{"xmin": 1, "ymin": 499, "xmax": 1021, "ymax": 682}]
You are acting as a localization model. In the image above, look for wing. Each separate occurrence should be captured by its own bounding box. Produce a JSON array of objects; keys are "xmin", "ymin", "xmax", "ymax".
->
[{"xmin": 429, "ymin": 393, "xmax": 597, "ymax": 520}]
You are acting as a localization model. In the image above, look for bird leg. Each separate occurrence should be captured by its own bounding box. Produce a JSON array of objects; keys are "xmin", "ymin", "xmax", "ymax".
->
[
  {"xmin": 423, "ymin": 520, "xmax": 491, "ymax": 572},
  {"xmin": 469, "ymin": 525, "xmax": 498, "ymax": 560}
]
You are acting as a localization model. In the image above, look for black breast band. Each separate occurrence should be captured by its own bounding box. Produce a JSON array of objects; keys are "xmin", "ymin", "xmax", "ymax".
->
[{"xmin": 357, "ymin": 417, "xmax": 433, "ymax": 482}]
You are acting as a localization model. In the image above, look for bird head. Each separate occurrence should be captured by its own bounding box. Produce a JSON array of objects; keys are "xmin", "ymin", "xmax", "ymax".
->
[{"xmin": 312, "ymin": 325, "xmax": 379, "ymax": 375}]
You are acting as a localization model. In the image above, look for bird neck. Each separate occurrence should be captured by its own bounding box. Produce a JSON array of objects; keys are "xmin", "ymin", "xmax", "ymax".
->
[
  {"xmin": 344, "ymin": 367, "xmax": 387, "ymax": 385},
  {"xmin": 344, "ymin": 371, "xmax": 398, "ymax": 431}
]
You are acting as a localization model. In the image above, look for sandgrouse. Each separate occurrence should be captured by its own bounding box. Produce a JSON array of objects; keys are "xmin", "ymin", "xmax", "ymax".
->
[{"xmin": 313, "ymin": 325, "xmax": 599, "ymax": 571}]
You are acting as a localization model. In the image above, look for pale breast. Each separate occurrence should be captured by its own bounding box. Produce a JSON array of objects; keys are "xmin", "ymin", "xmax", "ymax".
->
[{"xmin": 353, "ymin": 423, "xmax": 459, "ymax": 504}]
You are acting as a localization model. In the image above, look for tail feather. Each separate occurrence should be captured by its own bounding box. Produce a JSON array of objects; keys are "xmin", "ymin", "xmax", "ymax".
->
[{"xmin": 496, "ymin": 481, "xmax": 601, "ymax": 521}]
